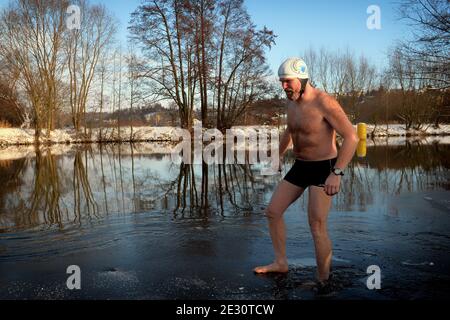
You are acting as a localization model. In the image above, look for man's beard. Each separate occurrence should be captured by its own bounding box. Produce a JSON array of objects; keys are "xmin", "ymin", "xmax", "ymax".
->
[{"xmin": 285, "ymin": 89, "xmax": 299, "ymax": 101}]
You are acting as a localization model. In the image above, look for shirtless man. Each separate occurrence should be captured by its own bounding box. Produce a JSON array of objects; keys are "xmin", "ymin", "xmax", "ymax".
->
[{"xmin": 254, "ymin": 57, "xmax": 359, "ymax": 285}]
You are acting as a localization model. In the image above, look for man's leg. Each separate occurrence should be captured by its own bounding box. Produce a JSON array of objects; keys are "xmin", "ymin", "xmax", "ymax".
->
[
  {"xmin": 308, "ymin": 186, "xmax": 333, "ymax": 281},
  {"xmin": 254, "ymin": 180, "xmax": 304, "ymax": 273}
]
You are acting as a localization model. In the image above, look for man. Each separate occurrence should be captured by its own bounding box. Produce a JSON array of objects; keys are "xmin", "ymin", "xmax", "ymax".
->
[{"xmin": 254, "ymin": 57, "xmax": 358, "ymax": 287}]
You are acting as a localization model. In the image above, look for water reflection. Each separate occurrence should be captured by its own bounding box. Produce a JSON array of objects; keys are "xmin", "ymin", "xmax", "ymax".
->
[
  {"xmin": 73, "ymin": 149, "xmax": 99, "ymax": 223},
  {"xmin": 168, "ymin": 160, "xmax": 273, "ymax": 218},
  {"xmin": 0, "ymin": 157, "xmax": 27, "ymax": 229},
  {"xmin": 333, "ymin": 141, "xmax": 450, "ymax": 212},
  {"xmin": 0, "ymin": 141, "xmax": 449, "ymax": 231},
  {"xmin": 28, "ymin": 150, "xmax": 64, "ymax": 228}
]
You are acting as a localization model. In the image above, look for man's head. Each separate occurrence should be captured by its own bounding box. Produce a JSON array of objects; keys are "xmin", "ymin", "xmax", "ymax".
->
[{"xmin": 278, "ymin": 57, "xmax": 309, "ymax": 101}]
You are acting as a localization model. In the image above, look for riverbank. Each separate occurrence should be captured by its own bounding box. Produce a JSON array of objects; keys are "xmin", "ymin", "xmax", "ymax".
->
[
  {"xmin": 0, "ymin": 124, "xmax": 450, "ymax": 147},
  {"xmin": 1, "ymin": 136, "xmax": 450, "ymax": 163}
]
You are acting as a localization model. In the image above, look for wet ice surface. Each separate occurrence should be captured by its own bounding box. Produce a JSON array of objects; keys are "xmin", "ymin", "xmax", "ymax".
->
[
  {"xmin": 0, "ymin": 216, "xmax": 374, "ymax": 300},
  {"xmin": 0, "ymin": 141, "xmax": 449, "ymax": 300}
]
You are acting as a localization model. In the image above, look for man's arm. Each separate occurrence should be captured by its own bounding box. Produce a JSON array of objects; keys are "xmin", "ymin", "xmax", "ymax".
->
[
  {"xmin": 320, "ymin": 94, "xmax": 358, "ymax": 196},
  {"xmin": 321, "ymin": 94, "xmax": 358, "ymax": 170},
  {"xmin": 279, "ymin": 128, "xmax": 292, "ymax": 157}
]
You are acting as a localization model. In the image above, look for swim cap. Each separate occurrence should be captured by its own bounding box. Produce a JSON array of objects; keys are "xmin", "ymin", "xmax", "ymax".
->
[{"xmin": 278, "ymin": 57, "xmax": 309, "ymax": 80}]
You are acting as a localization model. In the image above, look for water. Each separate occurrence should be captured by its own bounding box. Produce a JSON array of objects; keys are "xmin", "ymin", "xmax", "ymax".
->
[{"xmin": 0, "ymin": 139, "xmax": 449, "ymax": 300}]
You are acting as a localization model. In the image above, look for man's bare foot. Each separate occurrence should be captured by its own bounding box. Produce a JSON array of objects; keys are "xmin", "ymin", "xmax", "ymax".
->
[{"xmin": 253, "ymin": 261, "xmax": 288, "ymax": 274}]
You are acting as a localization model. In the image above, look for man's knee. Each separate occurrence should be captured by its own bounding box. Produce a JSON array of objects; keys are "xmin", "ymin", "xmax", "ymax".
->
[
  {"xmin": 265, "ymin": 206, "xmax": 283, "ymax": 220},
  {"xmin": 309, "ymin": 219, "xmax": 328, "ymax": 237}
]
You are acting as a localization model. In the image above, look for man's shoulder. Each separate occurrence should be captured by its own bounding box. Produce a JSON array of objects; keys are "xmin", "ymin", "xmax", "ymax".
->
[{"xmin": 315, "ymin": 90, "xmax": 339, "ymax": 112}]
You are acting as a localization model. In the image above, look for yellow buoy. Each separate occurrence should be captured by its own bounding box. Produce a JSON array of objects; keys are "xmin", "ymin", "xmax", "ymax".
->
[
  {"xmin": 357, "ymin": 140, "xmax": 367, "ymax": 158},
  {"xmin": 357, "ymin": 123, "xmax": 367, "ymax": 140}
]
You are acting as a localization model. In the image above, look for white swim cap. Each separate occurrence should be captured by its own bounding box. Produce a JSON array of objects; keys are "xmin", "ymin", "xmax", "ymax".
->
[{"xmin": 278, "ymin": 57, "xmax": 309, "ymax": 80}]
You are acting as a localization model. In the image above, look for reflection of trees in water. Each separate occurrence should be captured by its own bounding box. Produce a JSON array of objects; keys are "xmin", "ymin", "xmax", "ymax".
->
[
  {"xmin": 26, "ymin": 150, "xmax": 64, "ymax": 228},
  {"xmin": 0, "ymin": 157, "xmax": 27, "ymax": 227},
  {"xmin": 99, "ymin": 144, "xmax": 110, "ymax": 215},
  {"xmin": 0, "ymin": 145, "xmax": 276, "ymax": 229},
  {"xmin": 73, "ymin": 149, "xmax": 99, "ymax": 223},
  {"xmin": 2, "ymin": 141, "xmax": 447, "ymax": 229},
  {"xmin": 92, "ymin": 146, "xmax": 273, "ymax": 219},
  {"xmin": 93, "ymin": 143, "xmax": 157, "ymax": 216},
  {"xmin": 94, "ymin": 142, "xmax": 448, "ymax": 217},
  {"xmin": 23, "ymin": 147, "xmax": 100, "ymax": 229},
  {"xmin": 336, "ymin": 161, "xmax": 375, "ymax": 212},
  {"xmin": 365, "ymin": 141, "xmax": 450, "ymax": 170},
  {"xmin": 366, "ymin": 141, "xmax": 450, "ymax": 192},
  {"xmin": 0, "ymin": 147, "xmax": 100, "ymax": 230},
  {"xmin": 334, "ymin": 142, "xmax": 450, "ymax": 212},
  {"xmin": 171, "ymin": 162, "xmax": 264, "ymax": 218}
]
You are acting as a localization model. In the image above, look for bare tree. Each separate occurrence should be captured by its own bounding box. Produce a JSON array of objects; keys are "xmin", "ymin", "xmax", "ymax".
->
[
  {"xmin": 129, "ymin": 0, "xmax": 275, "ymax": 131},
  {"xmin": 304, "ymin": 47, "xmax": 317, "ymax": 86},
  {"xmin": 386, "ymin": 45, "xmax": 449, "ymax": 129},
  {"xmin": 344, "ymin": 53, "xmax": 377, "ymax": 120},
  {"xmin": 0, "ymin": 0, "xmax": 68, "ymax": 140},
  {"xmin": 0, "ymin": 74, "xmax": 25, "ymax": 126},
  {"xmin": 117, "ymin": 50, "xmax": 123, "ymax": 137},
  {"xmin": 397, "ymin": 0, "xmax": 449, "ymax": 89},
  {"xmin": 65, "ymin": 0, "xmax": 117, "ymax": 135},
  {"xmin": 303, "ymin": 47, "xmax": 377, "ymax": 120},
  {"xmin": 129, "ymin": 0, "xmax": 198, "ymax": 130},
  {"xmin": 97, "ymin": 51, "xmax": 108, "ymax": 140},
  {"xmin": 329, "ymin": 51, "xmax": 348, "ymax": 99},
  {"xmin": 388, "ymin": 47, "xmax": 422, "ymax": 129},
  {"xmin": 190, "ymin": 0, "xmax": 215, "ymax": 127},
  {"xmin": 317, "ymin": 47, "xmax": 332, "ymax": 92},
  {"xmin": 126, "ymin": 48, "xmax": 140, "ymax": 140},
  {"xmin": 213, "ymin": 0, "xmax": 275, "ymax": 130}
]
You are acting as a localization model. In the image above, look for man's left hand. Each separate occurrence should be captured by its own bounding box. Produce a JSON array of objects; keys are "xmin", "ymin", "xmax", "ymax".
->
[{"xmin": 324, "ymin": 174, "xmax": 341, "ymax": 196}]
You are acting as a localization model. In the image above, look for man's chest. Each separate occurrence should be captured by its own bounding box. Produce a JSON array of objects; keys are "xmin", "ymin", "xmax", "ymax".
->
[{"xmin": 287, "ymin": 104, "xmax": 325, "ymax": 134}]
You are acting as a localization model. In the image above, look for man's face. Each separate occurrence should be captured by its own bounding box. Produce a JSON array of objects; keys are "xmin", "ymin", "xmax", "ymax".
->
[{"xmin": 280, "ymin": 78, "xmax": 301, "ymax": 101}]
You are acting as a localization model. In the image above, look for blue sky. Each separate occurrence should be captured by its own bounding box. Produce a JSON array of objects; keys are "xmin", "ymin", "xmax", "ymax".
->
[
  {"xmin": 0, "ymin": 0, "xmax": 410, "ymax": 74},
  {"xmin": 245, "ymin": 0, "xmax": 408, "ymax": 71}
]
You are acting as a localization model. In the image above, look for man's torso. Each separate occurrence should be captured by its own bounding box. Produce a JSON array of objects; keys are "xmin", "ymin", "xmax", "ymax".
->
[{"xmin": 287, "ymin": 90, "xmax": 337, "ymax": 161}]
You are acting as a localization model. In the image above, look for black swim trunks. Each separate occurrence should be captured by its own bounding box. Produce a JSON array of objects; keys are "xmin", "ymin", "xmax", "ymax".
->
[{"xmin": 284, "ymin": 158, "xmax": 337, "ymax": 189}]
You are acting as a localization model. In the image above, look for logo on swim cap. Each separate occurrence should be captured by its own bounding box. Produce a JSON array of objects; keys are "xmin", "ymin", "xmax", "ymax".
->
[{"xmin": 278, "ymin": 57, "xmax": 309, "ymax": 80}]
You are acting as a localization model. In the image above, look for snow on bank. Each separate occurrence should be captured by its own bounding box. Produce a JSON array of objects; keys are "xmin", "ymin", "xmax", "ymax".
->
[
  {"xmin": 0, "ymin": 124, "xmax": 450, "ymax": 147},
  {"xmin": 364, "ymin": 124, "xmax": 450, "ymax": 137},
  {"xmin": 0, "ymin": 142, "xmax": 181, "ymax": 162},
  {"xmin": 1, "ymin": 134, "xmax": 449, "ymax": 163},
  {"xmin": 366, "ymin": 135, "xmax": 450, "ymax": 147},
  {"xmin": 0, "ymin": 126, "xmax": 279, "ymax": 146}
]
